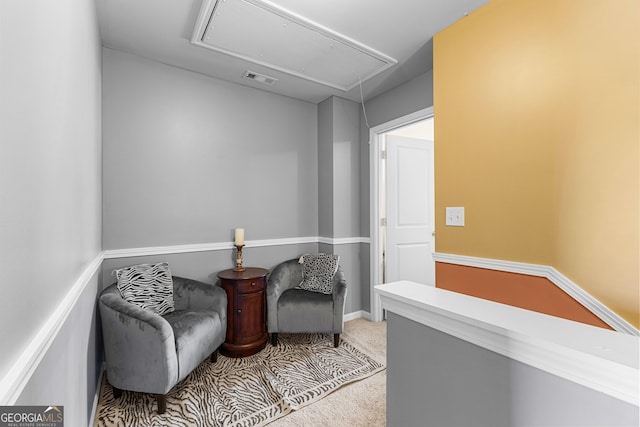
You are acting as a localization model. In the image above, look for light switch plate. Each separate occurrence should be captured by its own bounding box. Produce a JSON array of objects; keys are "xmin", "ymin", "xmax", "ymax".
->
[{"xmin": 446, "ymin": 207, "xmax": 465, "ymax": 226}]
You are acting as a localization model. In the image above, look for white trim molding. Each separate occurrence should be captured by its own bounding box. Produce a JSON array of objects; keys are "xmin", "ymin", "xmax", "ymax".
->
[
  {"xmin": 88, "ymin": 362, "xmax": 106, "ymax": 427},
  {"xmin": 104, "ymin": 236, "xmax": 370, "ymax": 259},
  {"xmin": 433, "ymin": 252, "xmax": 549, "ymax": 277},
  {"xmin": 104, "ymin": 242, "xmax": 234, "ymax": 259},
  {"xmin": 433, "ymin": 252, "xmax": 639, "ymax": 336},
  {"xmin": 376, "ymin": 281, "xmax": 639, "ymax": 406},
  {"xmin": 369, "ymin": 107, "xmax": 435, "ymax": 323},
  {"xmin": 343, "ymin": 310, "xmax": 371, "ymax": 322},
  {"xmin": 0, "ymin": 252, "xmax": 105, "ymax": 404},
  {"xmin": 318, "ymin": 236, "xmax": 370, "ymax": 245}
]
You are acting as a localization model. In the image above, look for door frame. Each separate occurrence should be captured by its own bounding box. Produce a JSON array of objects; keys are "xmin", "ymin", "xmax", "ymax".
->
[{"xmin": 369, "ymin": 107, "xmax": 434, "ymax": 322}]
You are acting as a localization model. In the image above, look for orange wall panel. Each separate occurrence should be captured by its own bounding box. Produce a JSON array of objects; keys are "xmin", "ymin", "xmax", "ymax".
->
[{"xmin": 436, "ymin": 262, "xmax": 612, "ymax": 330}]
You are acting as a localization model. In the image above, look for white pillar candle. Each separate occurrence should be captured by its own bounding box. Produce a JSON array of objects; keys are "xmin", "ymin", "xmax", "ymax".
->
[{"xmin": 235, "ymin": 228, "xmax": 245, "ymax": 246}]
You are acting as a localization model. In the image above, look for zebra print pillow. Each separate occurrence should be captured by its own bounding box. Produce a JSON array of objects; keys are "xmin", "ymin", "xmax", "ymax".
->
[
  {"xmin": 296, "ymin": 253, "xmax": 340, "ymax": 294},
  {"xmin": 114, "ymin": 262, "xmax": 175, "ymax": 315}
]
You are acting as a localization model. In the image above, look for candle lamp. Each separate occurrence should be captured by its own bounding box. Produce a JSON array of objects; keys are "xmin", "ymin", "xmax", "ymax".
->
[
  {"xmin": 233, "ymin": 228, "xmax": 246, "ymax": 271},
  {"xmin": 234, "ymin": 244, "xmax": 245, "ymax": 272}
]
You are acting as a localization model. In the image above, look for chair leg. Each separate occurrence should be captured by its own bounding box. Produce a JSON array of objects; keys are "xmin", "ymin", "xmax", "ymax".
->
[
  {"xmin": 112, "ymin": 386, "xmax": 122, "ymax": 399},
  {"xmin": 271, "ymin": 333, "xmax": 278, "ymax": 346},
  {"xmin": 334, "ymin": 333, "xmax": 340, "ymax": 348},
  {"xmin": 155, "ymin": 394, "xmax": 167, "ymax": 414},
  {"xmin": 210, "ymin": 349, "xmax": 218, "ymax": 363}
]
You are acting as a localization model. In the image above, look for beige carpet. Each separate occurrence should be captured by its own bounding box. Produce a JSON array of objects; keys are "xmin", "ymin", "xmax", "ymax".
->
[
  {"xmin": 269, "ymin": 318, "xmax": 387, "ymax": 427},
  {"xmin": 94, "ymin": 318, "xmax": 386, "ymax": 427}
]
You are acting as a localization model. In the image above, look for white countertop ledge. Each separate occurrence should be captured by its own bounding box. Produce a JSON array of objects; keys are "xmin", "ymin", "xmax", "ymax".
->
[{"xmin": 375, "ymin": 281, "xmax": 639, "ymax": 406}]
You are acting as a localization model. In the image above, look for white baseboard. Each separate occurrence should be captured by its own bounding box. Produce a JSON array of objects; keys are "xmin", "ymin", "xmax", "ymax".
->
[
  {"xmin": 433, "ymin": 252, "xmax": 639, "ymax": 336},
  {"xmin": 88, "ymin": 363, "xmax": 105, "ymax": 427},
  {"xmin": 360, "ymin": 311, "xmax": 372, "ymax": 321},
  {"xmin": 344, "ymin": 310, "xmax": 371, "ymax": 322}
]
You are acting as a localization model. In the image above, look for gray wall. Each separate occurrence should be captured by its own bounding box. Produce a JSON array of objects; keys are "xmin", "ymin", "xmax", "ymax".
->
[
  {"xmin": 317, "ymin": 97, "xmax": 363, "ymax": 315},
  {"xmin": 101, "ymin": 244, "xmax": 319, "ymax": 287},
  {"xmin": 333, "ymin": 243, "xmax": 366, "ymax": 315},
  {"xmin": 17, "ymin": 273, "xmax": 103, "ymax": 426},
  {"xmin": 386, "ymin": 312, "xmax": 639, "ymax": 427},
  {"xmin": 331, "ymin": 97, "xmax": 361, "ymax": 239},
  {"xmin": 102, "ymin": 48, "xmax": 318, "ymax": 249},
  {"xmin": 317, "ymin": 98, "xmax": 334, "ymax": 238},
  {"xmin": 317, "ymin": 96, "xmax": 361, "ymax": 239},
  {"xmin": 358, "ymin": 70, "xmax": 434, "ymax": 311},
  {"xmin": 0, "ymin": 0, "xmax": 103, "ymax": 424},
  {"xmin": 362, "ymin": 69, "xmax": 434, "ymax": 132}
]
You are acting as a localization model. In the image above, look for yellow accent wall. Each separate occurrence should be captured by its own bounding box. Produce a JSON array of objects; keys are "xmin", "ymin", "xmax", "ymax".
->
[{"xmin": 434, "ymin": 0, "xmax": 639, "ymax": 327}]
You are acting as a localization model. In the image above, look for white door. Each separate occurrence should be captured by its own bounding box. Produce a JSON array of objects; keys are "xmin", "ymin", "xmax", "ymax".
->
[{"xmin": 385, "ymin": 135, "xmax": 435, "ymax": 286}]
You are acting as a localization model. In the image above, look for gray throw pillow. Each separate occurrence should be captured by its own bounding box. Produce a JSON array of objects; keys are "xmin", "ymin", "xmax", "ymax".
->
[
  {"xmin": 296, "ymin": 253, "xmax": 340, "ymax": 294},
  {"xmin": 115, "ymin": 262, "xmax": 175, "ymax": 315}
]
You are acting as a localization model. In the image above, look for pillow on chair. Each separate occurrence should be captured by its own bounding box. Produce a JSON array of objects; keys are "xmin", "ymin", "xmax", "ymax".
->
[
  {"xmin": 296, "ymin": 253, "xmax": 340, "ymax": 294},
  {"xmin": 114, "ymin": 262, "xmax": 175, "ymax": 315}
]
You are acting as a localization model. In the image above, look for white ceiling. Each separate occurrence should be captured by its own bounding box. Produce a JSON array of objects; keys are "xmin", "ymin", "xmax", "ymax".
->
[
  {"xmin": 96, "ymin": 0, "xmax": 489, "ymax": 104},
  {"xmin": 193, "ymin": 0, "xmax": 399, "ymax": 92}
]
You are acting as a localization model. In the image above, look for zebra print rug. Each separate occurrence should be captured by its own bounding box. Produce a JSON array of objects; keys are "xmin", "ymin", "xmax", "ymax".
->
[{"xmin": 94, "ymin": 333, "xmax": 385, "ymax": 427}]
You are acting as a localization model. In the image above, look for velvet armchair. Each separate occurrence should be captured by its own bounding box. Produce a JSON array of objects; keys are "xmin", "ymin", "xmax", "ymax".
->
[
  {"xmin": 266, "ymin": 257, "xmax": 347, "ymax": 348},
  {"xmin": 98, "ymin": 276, "xmax": 227, "ymax": 413}
]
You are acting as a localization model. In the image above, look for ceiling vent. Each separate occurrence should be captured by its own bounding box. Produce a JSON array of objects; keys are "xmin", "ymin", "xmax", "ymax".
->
[
  {"xmin": 191, "ymin": 0, "xmax": 397, "ymax": 91},
  {"xmin": 243, "ymin": 70, "xmax": 278, "ymax": 85}
]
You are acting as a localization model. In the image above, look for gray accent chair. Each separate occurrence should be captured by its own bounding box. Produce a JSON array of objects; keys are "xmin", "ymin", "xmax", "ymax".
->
[
  {"xmin": 98, "ymin": 276, "xmax": 227, "ymax": 414},
  {"xmin": 267, "ymin": 258, "xmax": 347, "ymax": 348}
]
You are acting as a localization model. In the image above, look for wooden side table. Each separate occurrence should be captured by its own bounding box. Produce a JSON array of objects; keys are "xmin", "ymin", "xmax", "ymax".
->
[{"xmin": 217, "ymin": 267, "xmax": 269, "ymax": 358}]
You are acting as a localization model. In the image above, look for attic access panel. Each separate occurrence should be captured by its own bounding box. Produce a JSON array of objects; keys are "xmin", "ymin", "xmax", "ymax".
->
[{"xmin": 191, "ymin": 0, "xmax": 397, "ymax": 91}]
